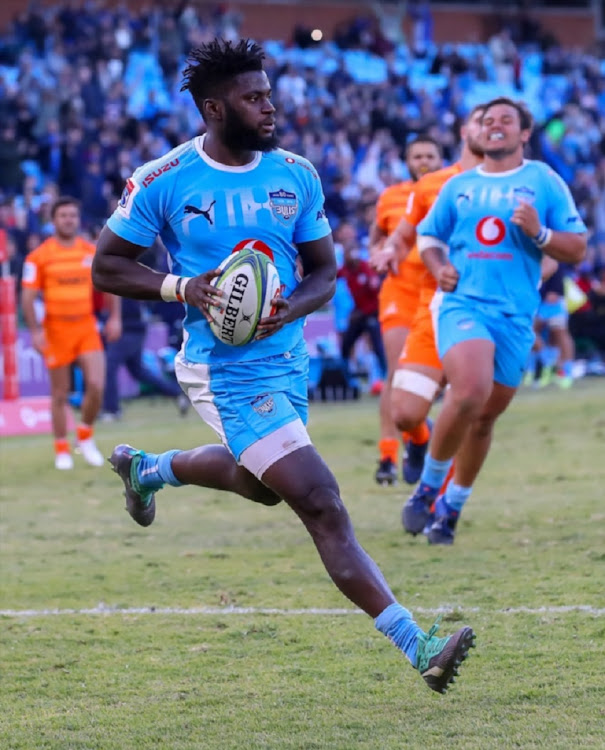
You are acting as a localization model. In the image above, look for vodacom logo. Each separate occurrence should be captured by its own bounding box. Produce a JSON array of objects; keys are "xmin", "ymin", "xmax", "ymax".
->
[
  {"xmin": 476, "ymin": 216, "xmax": 506, "ymax": 246},
  {"xmin": 20, "ymin": 405, "xmax": 51, "ymax": 429}
]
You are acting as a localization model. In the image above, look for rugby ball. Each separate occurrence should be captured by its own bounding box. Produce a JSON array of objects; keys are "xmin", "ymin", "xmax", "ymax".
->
[{"xmin": 208, "ymin": 246, "xmax": 280, "ymax": 346}]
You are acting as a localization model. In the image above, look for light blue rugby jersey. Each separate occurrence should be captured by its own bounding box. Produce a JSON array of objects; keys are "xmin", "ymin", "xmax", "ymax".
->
[
  {"xmin": 107, "ymin": 134, "xmax": 332, "ymax": 363},
  {"xmin": 416, "ymin": 160, "xmax": 586, "ymax": 319}
]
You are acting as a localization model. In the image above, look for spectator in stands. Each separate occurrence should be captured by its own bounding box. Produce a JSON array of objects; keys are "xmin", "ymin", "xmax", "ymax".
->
[
  {"xmin": 0, "ymin": 0, "xmax": 603, "ymax": 400},
  {"xmin": 337, "ymin": 221, "xmax": 386, "ymax": 380}
]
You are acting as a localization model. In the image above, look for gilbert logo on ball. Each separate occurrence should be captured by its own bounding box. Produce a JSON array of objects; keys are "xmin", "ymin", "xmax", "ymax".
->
[{"xmin": 209, "ymin": 242, "xmax": 280, "ymax": 346}]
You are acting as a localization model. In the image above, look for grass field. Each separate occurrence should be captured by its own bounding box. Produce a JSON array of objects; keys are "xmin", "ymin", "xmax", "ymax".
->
[{"xmin": 2, "ymin": 378, "xmax": 605, "ymax": 749}]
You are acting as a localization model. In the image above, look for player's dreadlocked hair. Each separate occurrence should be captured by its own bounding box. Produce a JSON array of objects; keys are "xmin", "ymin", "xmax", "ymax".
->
[{"xmin": 180, "ymin": 39, "xmax": 265, "ymax": 118}]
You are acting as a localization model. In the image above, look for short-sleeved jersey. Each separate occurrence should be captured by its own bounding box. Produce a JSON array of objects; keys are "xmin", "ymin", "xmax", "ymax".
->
[
  {"xmin": 107, "ymin": 135, "xmax": 331, "ymax": 364},
  {"xmin": 21, "ymin": 237, "xmax": 96, "ymax": 319},
  {"xmin": 404, "ymin": 163, "xmax": 462, "ymax": 307},
  {"xmin": 417, "ymin": 160, "xmax": 586, "ymax": 319},
  {"xmin": 376, "ymin": 180, "xmax": 424, "ymax": 285},
  {"xmin": 376, "ymin": 180, "xmax": 415, "ymax": 237}
]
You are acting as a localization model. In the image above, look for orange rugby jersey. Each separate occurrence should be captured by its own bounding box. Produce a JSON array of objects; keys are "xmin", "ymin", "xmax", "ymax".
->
[
  {"xmin": 404, "ymin": 163, "xmax": 462, "ymax": 307},
  {"xmin": 22, "ymin": 237, "xmax": 96, "ymax": 319},
  {"xmin": 376, "ymin": 180, "xmax": 425, "ymax": 294}
]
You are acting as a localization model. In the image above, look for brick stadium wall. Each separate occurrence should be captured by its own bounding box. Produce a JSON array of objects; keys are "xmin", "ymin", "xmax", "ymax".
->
[{"xmin": 0, "ymin": 1, "xmax": 595, "ymax": 47}]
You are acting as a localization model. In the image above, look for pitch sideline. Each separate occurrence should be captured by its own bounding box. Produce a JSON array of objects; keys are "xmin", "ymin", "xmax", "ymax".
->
[{"xmin": 1, "ymin": 604, "xmax": 604, "ymax": 618}]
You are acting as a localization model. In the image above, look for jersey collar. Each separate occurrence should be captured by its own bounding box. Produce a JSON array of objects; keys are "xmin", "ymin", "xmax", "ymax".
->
[
  {"xmin": 476, "ymin": 159, "xmax": 529, "ymax": 178},
  {"xmin": 194, "ymin": 134, "xmax": 262, "ymax": 173}
]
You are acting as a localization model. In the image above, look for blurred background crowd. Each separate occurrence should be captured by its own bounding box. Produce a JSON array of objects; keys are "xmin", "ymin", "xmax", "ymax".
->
[{"xmin": 1, "ymin": 0, "xmax": 604, "ymax": 385}]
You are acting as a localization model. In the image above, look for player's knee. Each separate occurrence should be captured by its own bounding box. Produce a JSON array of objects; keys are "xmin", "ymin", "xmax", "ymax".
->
[
  {"xmin": 391, "ymin": 396, "xmax": 425, "ymax": 433},
  {"xmin": 294, "ymin": 484, "xmax": 349, "ymax": 532},
  {"xmin": 390, "ymin": 372, "xmax": 436, "ymax": 431},
  {"xmin": 469, "ymin": 412, "xmax": 496, "ymax": 439},
  {"xmin": 449, "ymin": 380, "xmax": 491, "ymax": 416},
  {"xmin": 472, "ymin": 400, "xmax": 508, "ymax": 437},
  {"xmin": 85, "ymin": 379, "xmax": 104, "ymax": 402},
  {"xmin": 51, "ymin": 391, "xmax": 69, "ymax": 407}
]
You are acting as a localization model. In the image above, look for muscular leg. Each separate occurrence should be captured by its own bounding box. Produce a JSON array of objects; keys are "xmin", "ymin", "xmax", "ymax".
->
[
  {"xmin": 78, "ymin": 350, "xmax": 106, "ymax": 425},
  {"xmin": 262, "ymin": 445, "xmax": 395, "ymax": 618},
  {"xmin": 48, "ymin": 365, "xmax": 72, "ymax": 439},
  {"xmin": 453, "ymin": 382, "xmax": 517, "ymax": 487},
  {"xmin": 429, "ymin": 339, "xmax": 495, "ymax": 461},
  {"xmin": 135, "ymin": 437, "xmax": 393, "ymax": 615},
  {"xmin": 378, "ymin": 326, "xmax": 409, "ymax": 443},
  {"xmin": 402, "ymin": 339, "xmax": 494, "ymax": 535},
  {"xmin": 112, "ymin": 430, "xmax": 474, "ymax": 688},
  {"xmin": 172, "ymin": 445, "xmax": 281, "ymax": 506}
]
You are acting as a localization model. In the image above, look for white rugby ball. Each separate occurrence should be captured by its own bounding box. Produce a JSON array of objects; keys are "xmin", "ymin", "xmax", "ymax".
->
[{"xmin": 208, "ymin": 247, "xmax": 280, "ymax": 346}]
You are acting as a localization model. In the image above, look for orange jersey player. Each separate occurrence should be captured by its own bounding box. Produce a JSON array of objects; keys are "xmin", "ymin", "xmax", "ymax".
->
[
  {"xmin": 369, "ymin": 136, "xmax": 442, "ymax": 486},
  {"xmin": 21, "ymin": 197, "xmax": 121, "ymax": 470}
]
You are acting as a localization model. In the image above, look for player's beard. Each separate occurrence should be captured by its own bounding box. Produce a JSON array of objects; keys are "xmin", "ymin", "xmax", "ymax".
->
[
  {"xmin": 483, "ymin": 137, "xmax": 523, "ymax": 160},
  {"xmin": 55, "ymin": 226, "xmax": 78, "ymax": 242},
  {"xmin": 222, "ymin": 102, "xmax": 279, "ymax": 153},
  {"xmin": 467, "ymin": 134, "xmax": 484, "ymax": 159}
]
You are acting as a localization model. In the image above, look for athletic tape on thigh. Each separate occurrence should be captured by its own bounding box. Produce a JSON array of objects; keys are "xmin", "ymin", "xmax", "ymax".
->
[{"xmin": 391, "ymin": 369, "xmax": 440, "ymax": 401}]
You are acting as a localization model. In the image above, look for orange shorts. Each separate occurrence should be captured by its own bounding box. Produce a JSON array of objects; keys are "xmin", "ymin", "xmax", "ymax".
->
[
  {"xmin": 398, "ymin": 304, "xmax": 442, "ymax": 371},
  {"xmin": 378, "ymin": 276, "xmax": 419, "ymax": 332},
  {"xmin": 43, "ymin": 316, "xmax": 103, "ymax": 369}
]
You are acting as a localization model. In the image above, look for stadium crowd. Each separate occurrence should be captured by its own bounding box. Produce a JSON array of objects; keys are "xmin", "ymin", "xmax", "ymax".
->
[{"xmin": 1, "ymin": 1, "xmax": 604, "ymax": 364}]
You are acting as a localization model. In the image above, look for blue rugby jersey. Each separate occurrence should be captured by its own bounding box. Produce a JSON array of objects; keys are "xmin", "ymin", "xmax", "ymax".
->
[
  {"xmin": 107, "ymin": 135, "xmax": 332, "ymax": 362},
  {"xmin": 417, "ymin": 160, "xmax": 586, "ymax": 319}
]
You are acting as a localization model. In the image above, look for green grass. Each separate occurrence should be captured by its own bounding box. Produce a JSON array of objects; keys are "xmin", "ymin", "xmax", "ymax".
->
[{"xmin": 2, "ymin": 379, "xmax": 605, "ymax": 749}]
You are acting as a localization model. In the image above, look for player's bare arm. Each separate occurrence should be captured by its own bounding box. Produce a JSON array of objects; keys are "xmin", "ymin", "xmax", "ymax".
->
[
  {"xmin": 511, "ymin": 199, "xmax": 587, "ymax": 264},
  {"xmin": 20, "ymin": 286, "xmax": 45, "ymax": 354},
  {"xmin": 103, "ymin": 294, "xmax": 123, "ymax": 343},
  {"xmin": 256, "ymin": 234, "xmax": 336, "ymax": 339},
  {"xmin": 417, "ymin": 237, "xmax": 459, "ymax": 292},
  {"xmin": 93, "ymin": 226, "xmax": 224, "ymax": 322},
  {"xmin": 371, "ymin": 216, "xmax": 415, "ymax": 273},
  {"xmin": 368, "ymin": 221, "xmax": 386, "ymax": 259}
]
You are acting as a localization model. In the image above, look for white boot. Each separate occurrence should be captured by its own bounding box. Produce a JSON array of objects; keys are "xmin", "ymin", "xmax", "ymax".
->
[
  {"xmin": 55, "ymin": 452, "xmax": 74, "ymax": 470},
  {"xmin": 77, "ymin": 437, "xmax": 105, "ymax": 467}
]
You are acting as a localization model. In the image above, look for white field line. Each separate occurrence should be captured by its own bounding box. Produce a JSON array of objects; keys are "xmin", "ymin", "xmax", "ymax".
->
[{"xmin": 1, "ymin": 604, "xmax": 604, "ymax": 618}]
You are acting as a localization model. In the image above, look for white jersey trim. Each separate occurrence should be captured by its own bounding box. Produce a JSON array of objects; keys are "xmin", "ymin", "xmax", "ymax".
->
[
  {"xmin": 476, "ymin": 159, "xmax": 529, "ymax": 178},
  {"xmin": 194, "ymin": 134, "xmax": 262, "ymax": 173}
]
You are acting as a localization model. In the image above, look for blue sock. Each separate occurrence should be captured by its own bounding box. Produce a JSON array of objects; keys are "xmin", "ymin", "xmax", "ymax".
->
[
  {"xmin": 375, "ymin": 602, "xmax": 423, "ymax": 666},
  {"xmin": 137, "ymin": 450, "xmax": 184, "ymax": 489},
  {"xmin": 443, "ymin": 482, "xmax": 473, "ymax": 513},
  {"xmin": 420, "ymin": 454, "xmax": 453, "ymax": 492},
  {"xmin": 158, "ymin": 450, "xmax": 184, "ymax": 486}
]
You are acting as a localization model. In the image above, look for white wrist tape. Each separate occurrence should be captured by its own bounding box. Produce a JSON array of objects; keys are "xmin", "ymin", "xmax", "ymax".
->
[
  {"xmin": 417, "ymin": 235, "xmax": 449, "ymax": 255},
  {"xmin": 160, "ymin": 274, "xmax": 192, "ymax": 303},
  {"xmin": 533, "ymin": 226, "xmax": 553, "ymax": 249}
]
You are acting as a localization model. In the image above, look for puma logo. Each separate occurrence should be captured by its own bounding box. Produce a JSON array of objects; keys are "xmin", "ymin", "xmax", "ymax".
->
[{"xmin": 184, "ymin": 200, "xmax": 216, "ymax": 224}]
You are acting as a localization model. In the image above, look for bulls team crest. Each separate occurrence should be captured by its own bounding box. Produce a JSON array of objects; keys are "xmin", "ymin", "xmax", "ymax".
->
[{"xmin": 269, "ymin": 188, "xmax": 298, "ymax": 222}]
